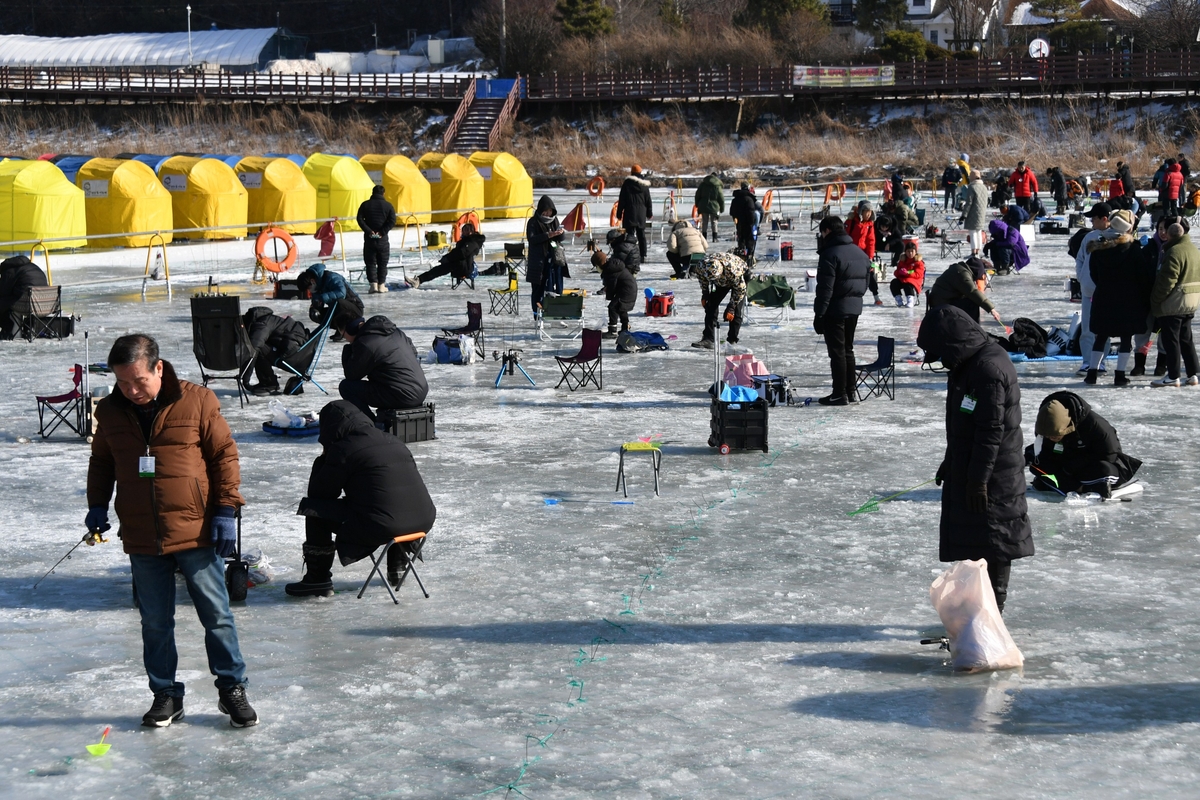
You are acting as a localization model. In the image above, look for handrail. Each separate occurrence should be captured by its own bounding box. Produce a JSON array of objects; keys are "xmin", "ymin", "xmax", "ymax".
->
[
  {"xmin": 443, "ymin": 77, "xmax": 477, "ymax": 153},
  {"xmin": 488, "ymin": 76, "xmax": 523, "ymax": 152}
]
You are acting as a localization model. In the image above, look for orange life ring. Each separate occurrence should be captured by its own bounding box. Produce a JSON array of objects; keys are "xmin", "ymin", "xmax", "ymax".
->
[
  {"xmin": 1066, "ymin": 180, "xmax": 1084, "ymax": 198},
  {"xmin": 587, "ymin": 176, "xmax": 605, "ymax": 197},
  {"xmin": 255, "ymin": 226, "xmax": 297, "ymax": 273},
  {"xmin": 610, "ymin": 202, "xmax": 622, "ymax": 228},
  {"xmin": 762, "ymin": 189, "xmax": 775, "ymax": 212},
  {"xmin": 691, "ymin": 204, "xmax": 700, "ymax": 223},
  {"xmin": 823, "ymin": 183, "xmax": 846, "ymax": 204},
  {"xmin": 452, "ymin": 211, "xmax": 481, "ymax": 243}
]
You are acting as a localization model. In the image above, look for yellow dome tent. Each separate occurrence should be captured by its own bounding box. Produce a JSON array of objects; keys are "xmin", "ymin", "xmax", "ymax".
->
[
  {"xmin": 0, "ymin": 160, "xmax": 86, "ymax": 250},
  {"xmin": 75, "ymin": 158, "xmax": 173, "ymax": 247},
  {"xmin": 158, "ymin": 156, "xmax": 248, "ymax": 239},
  {"xmin": 417, "ymin": 153, "xmax": 485, "ymax": 223},
  {"xmin": 235, "ymin": 157, "xmax": 317, "ymax": 234},
  {"xmin": 468, "ymin": 152, "xmax": 533, "ymax": 219},
  {"xmin": 359, "ymin": 154, "xmax": 431, "ymax": 225},
  {"xmin": 302, "ymin": 154, "xmax": 375, "ymax": 232}
]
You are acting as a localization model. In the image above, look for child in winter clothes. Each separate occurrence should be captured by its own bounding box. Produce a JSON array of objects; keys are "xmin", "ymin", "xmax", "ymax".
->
[
  {"xmin": 593, "ymin": 251, "xmax": 638, "ymax": 339},
  {"xmin": 891, "ymin": 238, "xmax": 925, "ymax": 306},
  {"xmin": 847, "ymin": 202, "xmax": 881, "ymax": 304}
]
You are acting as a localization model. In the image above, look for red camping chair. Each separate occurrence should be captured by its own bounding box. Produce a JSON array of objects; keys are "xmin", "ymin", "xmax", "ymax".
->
[
  {"xmin": 36, "ymin": 364, "xmax": 85, "ymax": 438},
  {"xmin": 554, "ymin": 328, "xmax": 603, "ymax": 391}
]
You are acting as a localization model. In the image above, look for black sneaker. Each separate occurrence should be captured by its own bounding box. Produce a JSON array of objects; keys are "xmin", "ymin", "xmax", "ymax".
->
[
  {"xmin": 817, "ymin": 394, "xmax": 849, "ymax": 406},
  {"xmin": 217, "ymin": 685, "xmax": 259, "ymax": 728},
  {"xmin": 142, "ymin": 692, "xmax": 184, "ymax": 727},
  {"xmin": 284, "ymin": 577, "xmax": 334, "ymax": 597},
  {"xmin": 250, "ymin": 384, "xmax": 280, "ymax": 397},
  {"xmin": 284, "ymin": 376, "xmax": 304, "ymax": 395}
]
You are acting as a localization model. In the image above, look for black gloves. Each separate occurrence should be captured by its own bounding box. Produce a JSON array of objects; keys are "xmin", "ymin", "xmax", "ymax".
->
[
  {"xmin": 935, "ymin": 462, "xmax": 947, "ymax": 487},
  {"xmin": 967, "ymin": 483, "xmax": 988, "ymax": 514},
  {"xmin": 812, "ymin": 316, "xmax": 825, "ymax": 335}
]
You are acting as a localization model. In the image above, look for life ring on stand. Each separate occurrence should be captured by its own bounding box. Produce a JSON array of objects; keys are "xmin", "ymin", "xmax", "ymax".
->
[
  {"xmin": 587, "ymin": 176, "xmax": 605, "ymax": 197},
  {"xmin": 823, "ymin": 182, "xmax": 846, "ymax": 204},
  {"xmin": 610, "ymin": 202, "xmax": 622, "ymax": 228},
  {"xmin": 1066, "ymin": 180, "xmax": 1084, "ymax": 198},
  {"xmin": 255, "ymin": 226, "xmax": 297, "ymax": 273},
  {"xmin": 761, "ymin": 189, "xmax": 775, "ymax": 212}
]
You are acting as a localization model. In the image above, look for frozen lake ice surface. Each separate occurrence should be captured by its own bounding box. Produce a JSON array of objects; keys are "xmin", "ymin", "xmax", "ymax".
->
[{"xmin": 1, "ymin": 192, "xmax": 1199, "ymax": 798}]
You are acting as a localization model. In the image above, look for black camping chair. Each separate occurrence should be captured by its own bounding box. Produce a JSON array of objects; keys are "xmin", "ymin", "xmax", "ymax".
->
[
  {"xmin": 504, "ymin": 242, "xmax": 526, "ymax": 276},
  {"xmin": 277, "ymin": 313, "xmax": 333, "ymax": 396},
  {"xmin": 442, "ymin": 302, "xmax": 484, "ymax": 360},
  {"xmin": 190, "ymin": 295, "xmax": 255, "ymax": 407},
  {"xmin": 554, "ymin": 328, "xmax": 603, "ymax": 390},
  {"xmin": 854, "ymin": 336, "xmax": 896, "ymax": 401},
  {"xmin": 9, "ymin": 285, "xmax": 67, "ymax": 341},
  {"xmin": 488, "ymin": 268, "xmax": 520, "ymax": 315}
]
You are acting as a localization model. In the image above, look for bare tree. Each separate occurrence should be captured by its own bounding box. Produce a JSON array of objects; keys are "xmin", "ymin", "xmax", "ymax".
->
[
  {"xmin": 1127, "ymin": 0, "xmax": 1200, "ymax": 51},
  {"xmin": 944, "ymin": 0, "xmax": 996, "ymax": 51}
]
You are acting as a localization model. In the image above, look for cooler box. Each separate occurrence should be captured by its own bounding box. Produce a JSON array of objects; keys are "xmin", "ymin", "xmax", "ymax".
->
[
  {"xmin": 645, "ymin": 292, "xmax": 675, "ymax": 317},
  {"xmin": 273, "ymin": 279, "xmax": 307, "ymax": 300},
  {"xmin": 780, "ymin": 241, "xmax": 794, "ymax": 261}
]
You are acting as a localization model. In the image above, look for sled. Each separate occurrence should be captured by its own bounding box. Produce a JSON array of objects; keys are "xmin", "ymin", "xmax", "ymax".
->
[{"xmin": 262, "ymin": 420, "xmax": 321, "ymax": 437}]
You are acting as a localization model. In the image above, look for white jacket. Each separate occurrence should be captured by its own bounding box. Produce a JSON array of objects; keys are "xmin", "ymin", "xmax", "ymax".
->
[{"xmin": 668, "ymin": 225, "xmax": 708, "ymax": 258}]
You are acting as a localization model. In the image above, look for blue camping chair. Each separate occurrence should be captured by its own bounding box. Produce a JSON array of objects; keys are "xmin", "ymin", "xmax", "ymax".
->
[{"xmin": 277, "ymin": 313, "xmax": 333, "ymax": 395}]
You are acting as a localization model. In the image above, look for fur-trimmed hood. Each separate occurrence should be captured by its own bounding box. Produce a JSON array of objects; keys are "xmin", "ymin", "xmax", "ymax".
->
[
  {"xmin": 623, "ymin": 175, "xmax": 651, "ymax": 188},
  {"xmin": 1087, "ymin": 232, "xmax": 1136, "ymax": 254}
]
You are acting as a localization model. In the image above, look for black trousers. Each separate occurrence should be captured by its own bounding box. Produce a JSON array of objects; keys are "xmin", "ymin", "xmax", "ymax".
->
[
  {"xmin": 251, "ymin": 343, "xmax": 280, "ymax": 387},
  {"xmin": 666, "ymin": 251, "xmax": 688, "ymax": 277},
  {"xmin": 1015, "ymin": 196, "xmax": 1033, "ymax": 214},
  {"xmin": 867, "ymin": 270, "xmax": 879, "ymax": 298},
  {"xmin": 890, "ymin": 279, "xmax": 917, "ymax": 297},
  {"xmin": 363, "ymin": 237, "xmax": 390, "ymax": 285},
  {"xmin": 988, "ymin": 558, "xmax": 1012, "ymax": 614},
  {"xmin": 702, "ymin": 284, "xmax": 742, "ymax": 343},
  {"xmin": 301, "ymin": 498, "xmax": 398, "ymax": 570},
  {"xmin": 823, "ymin": 314, "xmax": 858, "ymax": 398},
  {"xmin": 1157, "ymin": 314, "xmax": 1199, "ymax": 379},
  {"xmin": 338, "ymin": 378, "xmax": 420, "ymax": 420},
  {"xmin": 627, "ymin": 225, "xmax": 648, "ymax": 260},
  {"xmin": 608, "ymin": 299, "xmax": 631, "ymax": 331},
  {"xmin": 735, "ymin": 221, "xmax": 757, "ymax": 255}
]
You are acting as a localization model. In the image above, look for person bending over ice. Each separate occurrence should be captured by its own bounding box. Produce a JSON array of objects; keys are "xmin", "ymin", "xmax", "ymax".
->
[
  {"xmin": 891, "ymin": 237, "xmax": 924, "ymax": 307},
  {"xmin": 297, "ymin": 263, "xmax": 364, "ymax": 337},
  {"xmin": 333, "ymin": 308, "xmax": 428, "ymax": 420},
  {"xmin": 286, "ymin": 401, "xmax": 437, "ymax": 597},
  {"xmin": 1026, "ymin": 392, "xmax": 1141, "ymax": 498},
  {"xmin": 242, "ymin": 307, "xmax": 309, "ymax": 396}
]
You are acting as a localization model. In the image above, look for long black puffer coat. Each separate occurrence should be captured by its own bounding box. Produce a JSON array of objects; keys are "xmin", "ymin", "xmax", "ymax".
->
[
  {"xmin": 526, "ymin": 195, "xmax": 562, "ymax": 287},
  {"xmin": 243, "ymin": 307, "xmax": 309, "ymax": 355},
  {"xmin": 1088, "ymin": 233, "xmax": 1153, "ymax": 337},
  {"xmin": 616, "ymin": 174, "xmax": 653, "ymax": 228},
  {"xmin": 601, "ymin": 257, "xmax": 638, "ymax": 311},
  {"xmin": 439, "ymin": 232, "xmax": 487, "ymax": 279},
  {"xmin": 308, "ymin": 400, "xmax": 436, "ymax": 546},
  {"xmin": 917, "ymin": 305, "xmax": 1034, "ymax": 564},
  {"xmin": 342, "ymin": 315, "xmax": 428, "ymax": 408},
  {"xmin": 813, "ymin": 231, "xmax": 870, "ymax": 320},
  {"xmin": 0, "ymin": 255, "xmax": 48, "ymax": 306},
  {"xmin": 1027, "ymin": 391, "xmax": 1141, "ymax": 491}
]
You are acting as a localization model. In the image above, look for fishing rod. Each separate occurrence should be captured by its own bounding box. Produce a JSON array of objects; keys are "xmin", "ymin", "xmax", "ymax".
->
[{"xmin": 33, "ymin": 527, "xmax": 110, "ymax": 590}]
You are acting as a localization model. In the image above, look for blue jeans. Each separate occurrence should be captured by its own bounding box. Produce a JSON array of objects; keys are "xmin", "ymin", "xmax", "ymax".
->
[
  {"xmin": 544, "ymin": 264, "xmax": 564, "ymax": 296},
  {"xmin": 129, "ymin": 547, "xmax": 247, "ymax": 696}
]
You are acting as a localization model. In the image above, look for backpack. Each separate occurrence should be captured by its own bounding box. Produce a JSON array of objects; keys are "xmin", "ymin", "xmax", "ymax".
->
[
  {"xmin": 616, "ymin": 330, "xmax": 670, "ymax": 353},
  {"xmin": 1007, "ymin": 317, "xmax": 1049, "ymax": 359}
]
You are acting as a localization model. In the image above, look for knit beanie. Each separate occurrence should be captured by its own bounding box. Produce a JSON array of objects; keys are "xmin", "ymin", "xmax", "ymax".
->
[
  {"xmin": 591, "ymin": 250, "xmax": 607, "ymax": 268},
  {"xmin": 631, "ymin": 165, "xmax": 642, "ymax": 175},
  {"xmin": 1109, "ymin": 209, "xmax": 1135, "ymax": 234},
  {"xmin": 1035, "ymin": 399, "xmax": 1075, "ymax": 439}
]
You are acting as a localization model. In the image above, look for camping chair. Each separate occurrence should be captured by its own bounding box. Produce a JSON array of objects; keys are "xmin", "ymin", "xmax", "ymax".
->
[
  {"xmin": 9, "ymin": 285, "xmax": 66, "ymax": 341},
  {"xmin": 357, "ymin": 532, "xmax": 429, "ymax": 604},
  {"xmin": 940, "ymin": 232, "xmax": 968, "ymax": 260},
  {"xmin": 35, "ymin": 363, "xmax": 85, "ymax": 438},
  {"xmin": 854, "ymin": 336, "xmax": 896, "ymax": 401},
  {"xmin": 488, "ymin": 268, "xmax": 520, "ymax": 315},
  {"xmin": 743, "ymin": 274, "xmax": 796, "ymax": 325},
  {"xmin": 451, "ymin": 263, "xmax": 478, "ymax": 290},
  {"xmin": 504, "ymin": 242, "xmax": 527, "ymax": 276},
  {"xmin": 809, "ymin": 204, "xmax": 831, "ymax": 231},
  {"xmin": 442, "ymin": 302, "xmax": 484, "ymax": 360},
  {"xmin": 277, "ymin": 313, "xmax": 332, "ymax": 395},
  {"xmin": 554, "ymin": 328, "xmax": 603, "ymax": 390},
  {"xmin": 190, "ymin": 295, "xmax": 255, "ymax": 407},
  {"xmin": 538, "ymin": 293, "xmax": 585, "ymax": 341}
]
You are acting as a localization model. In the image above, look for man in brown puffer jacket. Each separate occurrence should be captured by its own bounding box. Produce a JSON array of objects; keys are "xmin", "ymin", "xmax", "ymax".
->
[{"xmin": 87, "ymin": 334, "xmax": 257, "ymax": 729}]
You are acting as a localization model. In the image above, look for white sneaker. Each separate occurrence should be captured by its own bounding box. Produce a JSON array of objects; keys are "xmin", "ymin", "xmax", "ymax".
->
[
  {"xmin": 368, "ymin": 283, "xmax": 379, "ymax": 294},
  {"xmin": 905, "ymin": 296, "xmax": 915, "ymax": 308},
  {"xmin": 378, "ymin": 283, "xmax": 389, "ymax": 293},
  {"xmin": 1187, "ymin": 375, "xmax": 1199, "ymax": 386},
  {"xmin": 894, "ymin": 296, "xmax": 905, "ymax": 307},
  {"xmin": 1152, "ymin": 376, "xmax": 1181, "ymax": 388},
  {"xmin": 405, "ymin": 277, "xmax": 420, "ymax": 289}
]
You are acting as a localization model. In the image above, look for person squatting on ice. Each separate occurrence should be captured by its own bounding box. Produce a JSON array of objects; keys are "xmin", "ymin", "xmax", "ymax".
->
[
  {"xmin": 813, "ymin": 216, "xmax": 870, "ymax": 406},
  {"xmin": 333, "ymin": 308, "xmax": 429, "ymax": 420},
  {"xmin": 525, "ymin": 195, "xmax": 566, "ymax": 316},
  {"xmin": 593, "ymin": 250, "xmax": 638, "ymax": 339},
  {"xmin": 286, "ymin": 401, "xmax": 437, "ymax": 599},
  {"xmin": 1026, "ymin": 392, "xmax": 1141, "ymax": 498},
  {"xmin": 691, "ymin": 250, "xmax": 748, "ymax": 350},
  {"xmin": 242, "ymin": 307, "xmax": 309, "ymax": 396},
  {"xmin": 356, "ymin": 184, "xmax": 397, "ymax": 293},
  {"xmin": 917, "ymin": 306, "xmax": 1034, "ymax": 615},
  {"xmin": 298, "ymin": 262, "xmax": 364, "ymax": 335},
  {"xmin": 1082, "ymin": 209, "xmax": 1152, "ymax": 387},
  {"xmin": 86, "ymin": 334, "xmax": 258, "ymax": 728},
  {"xmin": 927, "ymin": 256, "xmax": 1003, "ymax": 326},
  {"xmin": 891, "ymin": 237, "xmax": 925, "ymax": 307},
  {"xmin": 666, "ymin": 220, "xmax": 708, "ymax": 279}
]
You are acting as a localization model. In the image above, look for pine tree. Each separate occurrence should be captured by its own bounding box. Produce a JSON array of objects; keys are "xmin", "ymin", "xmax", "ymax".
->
[
  {"xmin": 1031, "ymin": 0, "xmax": 1081, "ymax": 23},
  {"xmin": 735, "ymin": 0, "xmax": 829, "ymax": 30},
  {"xmin": 556, "ymin": 0, "xmax": 616, "ymax": 39},
  {"xmin": 853, "ymin": 0, "xmax": 909, "ymax": 40}
]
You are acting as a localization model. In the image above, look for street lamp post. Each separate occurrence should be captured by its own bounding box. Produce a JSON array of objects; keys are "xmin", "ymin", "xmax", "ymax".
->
[{"xmin": 186, "ymin": 5, "xmax": 193, "ymax": 66}]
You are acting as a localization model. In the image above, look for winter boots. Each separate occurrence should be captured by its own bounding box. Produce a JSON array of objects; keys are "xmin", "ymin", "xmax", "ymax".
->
[
  {"xmin": 602, "ymin": 325, "xmax": 619, "ymax": 340},
  {"xmin": 1113, "ymin": 370, "xmax": 1129, "ymax": 387},
  {"xmin": 1130, "ymin": 352, "xmax": 1147, "ymax": 376},
  {"xmin": 386, "ymin": 542, "xmax": 411, "ymax": 589},
  {"xmin": 284, "ymin": 544, "xmax": 336, "ymax": 598},
  {"xmin": 1154, "ymin": 353, "xmax": 1168, "ymax": 376},
  {"xmin": 1084, "ymin": 369, "xmax": 1098, "ymax": 385},
  {"xmin": 369, "ymin": 283, "xmax": 380, "ymax": 294},
  {"xmin": 691, "ymin": 338, "xmax": 715, "ymax": 350}
]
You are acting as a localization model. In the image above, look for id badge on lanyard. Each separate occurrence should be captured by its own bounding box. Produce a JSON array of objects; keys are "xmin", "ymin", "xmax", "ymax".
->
[{"xmin": 138, "ymin": 446, "xmax": 155, "ymax": 478}]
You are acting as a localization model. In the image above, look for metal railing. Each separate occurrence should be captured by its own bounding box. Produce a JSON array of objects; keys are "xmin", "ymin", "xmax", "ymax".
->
[
  {"xmin": 488, "ymin": 78, "xmax": 523, "ymax": 152},
  {"xmin": 443, "ymin": 77, "xmax": 477, "ymax": 153}
]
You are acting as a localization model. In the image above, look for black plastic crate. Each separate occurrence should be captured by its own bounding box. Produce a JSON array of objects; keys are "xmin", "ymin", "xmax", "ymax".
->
[
  {"xmin": 379, "ymin": 403, "xmax": 436, "ymax": 443},
  {"xmin": 1039, "ymin": 221, "xmax": 1069, "ymax": 235},
  {"xmin": 273, "ymin": 279, "xmax": 307, "ymax": 300},
  {"xmin": 708, "ymin": 397, "xmax": 768, "ymax": 453}
]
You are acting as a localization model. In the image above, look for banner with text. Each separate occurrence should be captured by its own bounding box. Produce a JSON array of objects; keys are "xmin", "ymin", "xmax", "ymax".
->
[{"xmin": 793, "ymin": 66, "xmax": 896, "ymax": 88}]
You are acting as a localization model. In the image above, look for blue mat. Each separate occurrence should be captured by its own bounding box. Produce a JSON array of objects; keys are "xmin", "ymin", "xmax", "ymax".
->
[
  {"xmin": 1010, "ymin": 353, "xmax": 1115, "ymax": 363},
  {"xmin": 262, "ymin": 421, "xmax": 321, "ymax": 437}
]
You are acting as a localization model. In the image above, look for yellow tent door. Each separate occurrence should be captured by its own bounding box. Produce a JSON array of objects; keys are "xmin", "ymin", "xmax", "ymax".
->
[
  {"xmin": 302, "ymin": 154, "xmax": 375, "ymax": 232},
  {"xmin": 76, "ymin": 158, "xmax": 174, "ymax": 247},
  {"xmin": 236, "ymin": 157, "xmax": 317, "ymax": 234},
  {"xmin": 0, "ymin": 160, "xmax": 86, "ymax": 250},
  {"xmin": 468, "ymin": 152, "xmax": 533, "ymax": 219},
  {"xmin": 359, "ymin": 154, "xmax": 432, "ymax": 225},
  {"xmin": 417, "ymin": 153, "xmax": 486, "ymax": 223},
  {"xmin": 158, "ymin": 156, "xmax": 248, "ymax": 239}
]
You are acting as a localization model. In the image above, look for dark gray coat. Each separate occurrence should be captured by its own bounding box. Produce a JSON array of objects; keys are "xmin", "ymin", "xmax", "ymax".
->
[
  {"xmin": 917, "ymin": 306, "xmax": 1033, "ymax": 563},
  {"xmin": 813, "ymin": 232, "xmax": 870, "ymax": 319},
  {"xmin": 342, "ymin": 316, "xmax": 428, "ymax": 408}
]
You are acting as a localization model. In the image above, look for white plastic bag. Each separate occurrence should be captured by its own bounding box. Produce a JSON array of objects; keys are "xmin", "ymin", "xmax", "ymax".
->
[
  {"xmin": 930, "ymin": 559, "xmax": 1024, "ymax": 672},
  {"xmin": 267, "ymin": 398, "xmax": 305, "ymax": 428}
]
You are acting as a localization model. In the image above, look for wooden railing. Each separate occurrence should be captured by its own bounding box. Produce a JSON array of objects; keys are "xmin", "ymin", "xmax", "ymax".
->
[
  {"xmin": 442, "ymin": 77, "xmax": 476, "ymax": 153},
  {"xmin": 488, "ymin": 78, "xmax": 523, "ymax": 152}
]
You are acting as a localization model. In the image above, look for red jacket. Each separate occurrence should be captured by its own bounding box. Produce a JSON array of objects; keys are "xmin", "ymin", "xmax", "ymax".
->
[
  {"xmin": 1162, "ymin": 164, "xmax": 1185, "ymax": 200},
  {"xmin": 894, "ymin": 256, "xmax": 925, "ymax": 292},
  {"xmin": 846, "ymin": 215, "xmax": 875, "ymax": 260},
  {"xmin": 1008, "ymin": 168, "xmax": 1038, "ymax": 198}
]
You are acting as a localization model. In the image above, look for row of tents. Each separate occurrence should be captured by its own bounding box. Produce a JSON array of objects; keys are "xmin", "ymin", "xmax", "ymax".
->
[{"xmin": 0, "ymin": 151, "xmax": 534, "ymax": 249}]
